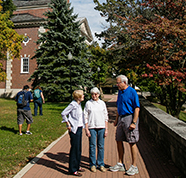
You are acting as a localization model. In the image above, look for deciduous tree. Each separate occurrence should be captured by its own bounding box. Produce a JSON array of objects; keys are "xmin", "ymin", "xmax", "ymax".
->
[
  {"xmin": 1, "ymin": 0, "xmax": 16, "ymax": 17},
  {"xmin": 120, "ymin": 0, "xmax": 186, "ymax": 118},
  {"xmin": 93, "ymin": 0, "xmax": 143, "ymax": 84},
  {"xmin": 88, "ymin": 42, "xmax": 109, "ymax": 89},
  {"xmin": 0, "ymin": 1, "xmax": 23, "ymax": 81}
]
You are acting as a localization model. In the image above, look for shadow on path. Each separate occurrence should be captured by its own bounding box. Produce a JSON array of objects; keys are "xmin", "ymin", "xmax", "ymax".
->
[
  {"xmin": 137, "ymin": 119, "xmax": 182, "ymax": 178},
  {"xmin": 34, "ymin": 150, "xmax": 112, "ymax": 175}
]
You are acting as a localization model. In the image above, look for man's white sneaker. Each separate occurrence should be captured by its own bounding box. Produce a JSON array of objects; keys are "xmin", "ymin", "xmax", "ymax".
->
[
  {"xmin": 109, "ymin": 163, "xmax": 126, "ymax": 172},
  {"xmin": 126, "ymin": 165, "xmax": 139, "ymax": 175}
]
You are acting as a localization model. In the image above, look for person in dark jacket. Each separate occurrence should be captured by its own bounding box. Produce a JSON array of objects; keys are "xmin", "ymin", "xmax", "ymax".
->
[{"xmin": 15, "ymin": 85, "xmax": 33, "ymax": 135}]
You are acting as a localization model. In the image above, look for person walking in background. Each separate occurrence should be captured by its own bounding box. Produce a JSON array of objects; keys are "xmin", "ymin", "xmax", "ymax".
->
[
  {"xmin": 61, "ymin": 90, "xmax": 85, "ymax": 177},
  {"xmin": 33, "ymin": 86, "xmax": 45, "ymax": 116},
  {"xmin": 84, "ymin": 87, "xmax": 108, "ymax": 173},
  {"xmin": 109, "ymin": 75, "xmax": 140, "ymax": 176},
  {"xmin": 15, "ymin": 85, "xmax": 33, "ymax": 135}
]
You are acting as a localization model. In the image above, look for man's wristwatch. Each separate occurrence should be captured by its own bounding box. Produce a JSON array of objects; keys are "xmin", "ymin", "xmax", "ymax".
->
[{"xmin": 132, "ymin": 121, "xmax": 136, "ymax": 125}]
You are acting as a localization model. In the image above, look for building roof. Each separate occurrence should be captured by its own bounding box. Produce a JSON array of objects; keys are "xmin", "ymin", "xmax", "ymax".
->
[
  {"xmin": 11, "ymin": 13, "xmax": 45, "ymax": 23},
  {"xmin": 76, "ymin": 17, "xmax": 93, "ymax": 43},
  {"xmin": 11, "ymin": 13, "xmax": 46, "ymax": 27},
  {"xmin": 12, "ymin": 0, "xmax": 93, "ymax": 43},
  {"xmin": 13, "ymin": 0, "xmax": 51, "ymax": 7}
]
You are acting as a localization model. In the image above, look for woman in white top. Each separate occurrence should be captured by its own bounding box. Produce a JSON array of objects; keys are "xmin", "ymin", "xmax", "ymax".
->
[
  {"xmin": 84, "ymin": 87, "xmax": 108, "ymax": 173},
  {"xmin": 61, "ymin": 90, "xmax": 85, "ymax": 177}
]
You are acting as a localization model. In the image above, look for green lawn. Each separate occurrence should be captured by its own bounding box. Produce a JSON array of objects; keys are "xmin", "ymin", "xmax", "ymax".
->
[
  {"xmin": 0, "ymin": 98, "xmax": 68, "ymax": 178},
  {"xmin": 152, "ymin": 103, "xmax": 186, "ymax": 122}
]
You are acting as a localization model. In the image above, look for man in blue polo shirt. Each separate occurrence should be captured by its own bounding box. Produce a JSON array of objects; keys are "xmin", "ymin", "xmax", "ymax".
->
[
  {"xmin": 15, "ymin": 85, "xmax": 33, "ymax": 136},
  {"xmin": 109, "ymin": 75, "xmax": 140, "ymax": 176}
]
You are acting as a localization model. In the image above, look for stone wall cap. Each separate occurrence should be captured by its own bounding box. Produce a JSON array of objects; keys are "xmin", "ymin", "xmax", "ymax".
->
[{"xmin": 140, "ymin": 97, "xmax": 186, "ymax": 140}]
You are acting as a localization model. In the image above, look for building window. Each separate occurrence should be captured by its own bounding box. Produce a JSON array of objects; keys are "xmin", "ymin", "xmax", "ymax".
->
[{"xmin": 21, "ymin": 57, "xmax": 29, "ymax": 73}]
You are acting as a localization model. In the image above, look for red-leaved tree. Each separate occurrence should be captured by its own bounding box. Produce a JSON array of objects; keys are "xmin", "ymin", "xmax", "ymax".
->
[{"xmin": 119, "ymin": 0, "xmax": 186, "ymax": 118}]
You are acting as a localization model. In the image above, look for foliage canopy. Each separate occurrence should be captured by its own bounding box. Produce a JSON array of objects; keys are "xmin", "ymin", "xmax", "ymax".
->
[
  {"xmin": 0, "ymin": 0, "xmax": 23, "ymax": 82},
  {"xmin": 94, "ymin": 0, "xmax": 186, "ymax": 118}
]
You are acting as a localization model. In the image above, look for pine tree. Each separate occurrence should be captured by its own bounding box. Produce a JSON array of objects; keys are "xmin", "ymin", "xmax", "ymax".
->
[{"xmin": 29, "ymin": 0, "xmax": 93, "ymax": 101}]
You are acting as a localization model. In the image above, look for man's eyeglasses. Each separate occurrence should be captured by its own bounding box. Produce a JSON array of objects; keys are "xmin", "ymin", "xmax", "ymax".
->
[{"xmin": 116, "ymin": 82, "xmax": 123, "ymax": 85}]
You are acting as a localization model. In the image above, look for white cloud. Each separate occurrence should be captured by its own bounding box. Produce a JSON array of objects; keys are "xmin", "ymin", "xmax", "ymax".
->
[{"xmin": 70, "ymin": 0, "xmax": 107, "ymax": 45}]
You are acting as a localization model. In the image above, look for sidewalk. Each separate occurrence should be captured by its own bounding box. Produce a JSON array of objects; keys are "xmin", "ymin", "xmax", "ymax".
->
[{"xmin": 14, "ymin": 94, "xmax": 182, "ymax": 178}]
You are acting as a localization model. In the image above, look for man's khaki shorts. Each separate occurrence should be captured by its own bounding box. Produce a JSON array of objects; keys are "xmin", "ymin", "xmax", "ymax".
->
[{"xmin": 115, "ymin": 115, "xmax": 139, "ymax": 143}]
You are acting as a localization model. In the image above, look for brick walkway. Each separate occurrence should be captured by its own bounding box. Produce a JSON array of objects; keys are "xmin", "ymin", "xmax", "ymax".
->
[{"xmin": 14, "ymin": 94, "xmax": 182, "ymax": 178}]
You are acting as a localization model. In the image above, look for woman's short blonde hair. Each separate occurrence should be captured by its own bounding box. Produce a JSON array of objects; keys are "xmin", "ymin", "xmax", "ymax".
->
[{"xmin": 72, "ymin": 90, "xmax": 84, "ymax": 101}]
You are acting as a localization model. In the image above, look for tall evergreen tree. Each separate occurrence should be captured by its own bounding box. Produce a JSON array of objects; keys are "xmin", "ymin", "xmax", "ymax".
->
[{"xmin": 29, "ymin": 0, "xmax": 93, "ymax": 101}]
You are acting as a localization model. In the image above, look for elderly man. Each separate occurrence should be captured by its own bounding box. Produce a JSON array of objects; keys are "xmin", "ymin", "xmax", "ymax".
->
[{"xmin": 109, "ymin": 75, "xmax": 140, "ymax": 176}]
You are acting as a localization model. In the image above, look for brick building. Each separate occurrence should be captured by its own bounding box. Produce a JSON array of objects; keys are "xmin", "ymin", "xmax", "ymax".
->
[{"xmin": 0, "ymin": 0, "xmax": 93, "ymax": 98}]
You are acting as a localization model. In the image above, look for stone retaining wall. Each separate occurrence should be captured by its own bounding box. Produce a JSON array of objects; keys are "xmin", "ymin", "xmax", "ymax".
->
[{"xmin": 139, "ymin": 97, "xmax": 186, "ymax": 176}]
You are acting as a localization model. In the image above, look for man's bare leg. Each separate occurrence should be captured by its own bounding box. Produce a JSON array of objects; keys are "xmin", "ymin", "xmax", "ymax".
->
[
  {"xmin": 117, "ymin": 141, "xmax": 124, "ymax": 163},
  {"xmin": 130, "ymin": 143, "xmax": 137, "ymax": 166},
  {"xmin": 18, "ymin": 124, "xmax": 22, "ymax": 134}
]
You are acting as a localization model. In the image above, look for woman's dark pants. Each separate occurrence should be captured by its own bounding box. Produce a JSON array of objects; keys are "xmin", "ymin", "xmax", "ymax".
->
[{"xmin": 69, "ymin": 127, "xmax": 82, "ymax": 173}]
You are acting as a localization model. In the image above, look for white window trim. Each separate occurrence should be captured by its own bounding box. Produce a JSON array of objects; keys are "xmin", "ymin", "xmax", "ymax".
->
[{"xmin": 21, "ymin": 57, "xmax": 29, "ymax": 73}]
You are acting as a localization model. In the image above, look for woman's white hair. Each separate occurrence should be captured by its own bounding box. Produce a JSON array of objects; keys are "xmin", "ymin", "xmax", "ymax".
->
[
  {"xmin": 90, "ymin": 87, "xmax": 100, "ymax": 95},
  {"xmin": 116, "ymin": 75, "xmax": 128, "ymax": 85}
]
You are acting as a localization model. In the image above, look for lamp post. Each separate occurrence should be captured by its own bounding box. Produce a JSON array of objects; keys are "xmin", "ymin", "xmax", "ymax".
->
[
  {"xmin": 97, "ymin": 67, "xmax": 101, "ymax": 99},
  {"xmin": 68, "ymin": 52, "xmax": 73, "ymax": 101},
  {"xmin": 97, "ymin": 67, "xmax": 100, "ymax": 88}
]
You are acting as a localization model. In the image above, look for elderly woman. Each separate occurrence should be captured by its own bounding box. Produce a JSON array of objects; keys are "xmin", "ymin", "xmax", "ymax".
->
[
  {"xmin": 84, "ymin": 87, "xmax": 108, "ymax": 173},
  {"xmin": 61, "ymin": 90, "xmax": 85, "ymax": 177}
]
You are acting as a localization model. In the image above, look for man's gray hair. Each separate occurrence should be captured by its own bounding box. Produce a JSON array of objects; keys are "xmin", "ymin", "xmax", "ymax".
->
[
  {"xmin": 90, "ymin": 87, "xmax": 100, "ymax": 95},
  {"xmin": 116, "ymin": 75, "xmax": 128, "ymax": 85}
]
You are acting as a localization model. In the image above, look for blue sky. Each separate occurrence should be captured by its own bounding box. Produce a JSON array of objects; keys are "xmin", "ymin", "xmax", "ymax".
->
[{"xmin": 70, "ymin": 0, "xmax": 106, "ymax": 44}]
